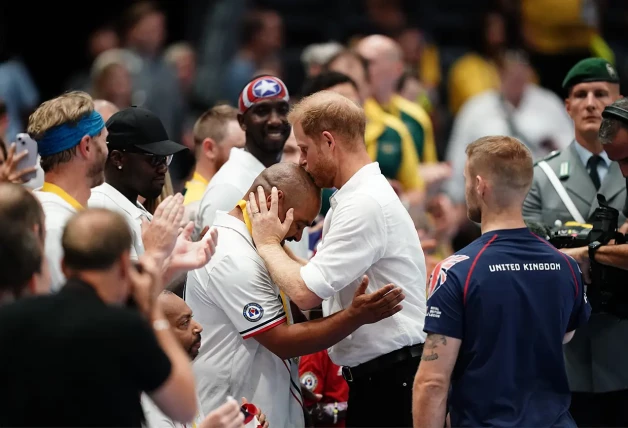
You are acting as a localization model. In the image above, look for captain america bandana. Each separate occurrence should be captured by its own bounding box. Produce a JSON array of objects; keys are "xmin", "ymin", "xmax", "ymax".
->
[{"xmin": 238, "ymin": 75, "xmax": 290, "ymax": 114}]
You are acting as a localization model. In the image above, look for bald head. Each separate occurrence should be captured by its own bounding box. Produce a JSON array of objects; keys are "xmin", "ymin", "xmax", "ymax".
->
[
  {"xmin": 356, "ymin": 35, "xmax": 403, "ymax": 62},
  {"xmin": 248, "ymin": 162, "xmax": 320, "ymax": 207},
  {"xmin": 94, "ymin": 99, "xmax": 120, "ymax": 123},
  {"xmin": 62, "ymin": 208, "xmax": 132, "ymax": 271},
  {"xmin": 0, "ymin": 183, "xmax": 44, "ymax": 242},
  {"xmin": 288, "ymin": 90, "xmax": 366, "ymax": 151},
  {"xmin": 246, "ymin": 163, "xmax": 321, "ymax": 242}
]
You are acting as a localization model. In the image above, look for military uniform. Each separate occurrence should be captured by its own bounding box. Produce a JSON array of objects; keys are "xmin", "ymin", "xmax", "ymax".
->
[
  {"xmin": 524, "ymin": 57, "xmax": 628, "ymax": 427},
  {"xmin": 523, "ymin": 144, "xmax": 626, "ymax": 226}
]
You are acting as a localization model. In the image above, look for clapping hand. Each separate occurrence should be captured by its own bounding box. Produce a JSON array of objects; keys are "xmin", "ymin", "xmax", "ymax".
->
[
  {"xmin": 142, "ymin": 194, "xmax": 185, "ymax": 263},
  {"xmin": 166, "ymin": 222, "xmax": 219, "ymax": 276}
]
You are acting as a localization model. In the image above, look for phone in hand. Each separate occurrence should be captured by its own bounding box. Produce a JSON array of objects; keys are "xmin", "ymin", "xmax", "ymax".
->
[{"xmin": 14, "ymin": 133, "xmax": 39, "ymax": 182}]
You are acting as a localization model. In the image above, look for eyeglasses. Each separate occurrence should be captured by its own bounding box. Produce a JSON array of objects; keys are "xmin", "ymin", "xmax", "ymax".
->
[{"xmin": 120, "ymin": 149, "xmax": 173, "ymax": 167}]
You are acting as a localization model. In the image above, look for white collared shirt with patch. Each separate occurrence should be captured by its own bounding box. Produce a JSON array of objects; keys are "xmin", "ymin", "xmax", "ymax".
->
[
  {"xmin": 34, "ymin": 190, "xmax": 77, "ymax": 291},
  {"xmin": 300, "ymin": 162, "xmax": 428, "ymax": 367},
  {"xmin": 195, "ymin": 148, "xmax": 265, "ymax": 232},
  {"xmin": 185, "ymin": 212, "xmax": 304, "ymax": 428},
  {"xmin": 88, "ymin": 182, "xmax": 153, "ymax": 260}
]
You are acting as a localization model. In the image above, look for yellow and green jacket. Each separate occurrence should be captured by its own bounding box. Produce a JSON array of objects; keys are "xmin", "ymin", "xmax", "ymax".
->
[
  {"xmin": 384, "ymin": 94, "xmax": 438, "ymax": 164},
  {"xmin": 363, "ymin": 98, "xmax": 424, "ymax": 192}
]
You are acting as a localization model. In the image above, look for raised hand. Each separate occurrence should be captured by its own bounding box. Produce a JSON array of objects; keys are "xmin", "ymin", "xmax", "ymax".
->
[
  {"xmin": 0, "ymin": 143, "xmax": 38, "ymax": 184},
  {"xmin": 167, "ymin": 224, "xmax": 219, "ymax": 274},
  {"xmin": 246, "ymin": 186, "xmax": 293, "ymax": 248},
  {"xmin": 347, "ymin": 276, "xmax": 405, "ymax": 324},
  {"xmin": 142, "ymin": 194, "xmax": 185, "ymax": 262}
]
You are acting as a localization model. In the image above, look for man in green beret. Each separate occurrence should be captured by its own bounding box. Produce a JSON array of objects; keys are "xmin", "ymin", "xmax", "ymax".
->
[{"xmin": 524, "ymin": 58, "xmax": 628, "ymax": 427}]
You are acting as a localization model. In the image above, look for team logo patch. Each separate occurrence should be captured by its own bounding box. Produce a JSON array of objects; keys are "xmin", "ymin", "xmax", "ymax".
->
[
  {"xmin": 427, "ymin": 255, "xmax": 470, "ymax": 298},
  {"xmin": 253, "ymin": 79, "xmax": 281, "ymax": 97},
  {"xmin": 243, "ymin": 303, "xmax": 264, "ymax": 322},
  {"xmin": 300, "ymin": 371, "xmax": 318, "ymax": 390}
]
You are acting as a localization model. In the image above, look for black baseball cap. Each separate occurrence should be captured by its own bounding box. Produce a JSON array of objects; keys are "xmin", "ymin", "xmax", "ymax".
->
[{"xmin": 105, "ymin": 106, "xmax": 187, "ymax": 156}]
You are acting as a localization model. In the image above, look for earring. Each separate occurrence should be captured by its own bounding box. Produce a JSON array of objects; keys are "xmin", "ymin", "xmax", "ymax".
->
[{"xmin": 118, "ymin": 166, "xmax": 122, "ymax": 170}]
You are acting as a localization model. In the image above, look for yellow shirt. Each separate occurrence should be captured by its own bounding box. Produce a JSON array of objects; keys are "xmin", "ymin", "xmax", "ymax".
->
[
  {"xmin": 363, "ymin": 99, "xmax": 424, "ymax": 192},
  {"xmin": 386, "ymin": 94, "xmax": 438, "ymax": 164},
  {"xmin": 447, "ymin": 53, "xmax": 500, "ymax": 115},
  {"xmin": 521, "ymin": 0, "xmax": 596, "ymax": 54},
  {"xmin": 183, "ymin": 172, "xmax": 209, "ymax": 206}
]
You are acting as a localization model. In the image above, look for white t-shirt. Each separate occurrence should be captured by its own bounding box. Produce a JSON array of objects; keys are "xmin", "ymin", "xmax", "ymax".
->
[
  {"xmin": 300, "ymin": 162, "xmax": 428, "ymax": 367},
  {"xmin": 34, "ymin": 190, "xmax": 77, "ymax": 291},
  {"xmin": 88, "ymin": 182, "xmax": 153, "ymax": 260},
  {"xmin": 185, "ymin": 212, "xmax": 304, "ymax": 428}
]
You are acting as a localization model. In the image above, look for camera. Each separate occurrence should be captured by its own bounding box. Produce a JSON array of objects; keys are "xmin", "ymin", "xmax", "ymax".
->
[{"xmin": 548, "ymin": 195, "xmax": 628, "ymax": 318}]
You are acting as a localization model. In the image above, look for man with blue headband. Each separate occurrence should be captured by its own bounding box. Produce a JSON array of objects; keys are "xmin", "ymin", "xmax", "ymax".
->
[{"xmin": 28, "ymin": 91, "xmax": 109, "ymax": 291}]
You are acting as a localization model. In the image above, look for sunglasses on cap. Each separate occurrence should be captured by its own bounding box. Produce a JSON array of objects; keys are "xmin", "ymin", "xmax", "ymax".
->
[{"xmin": 120, "ymin": 149, "xmax": 173, "ymax": 167}]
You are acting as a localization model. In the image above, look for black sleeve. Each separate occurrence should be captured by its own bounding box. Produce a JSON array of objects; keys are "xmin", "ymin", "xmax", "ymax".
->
[{"xmin": 120, "ymin": 310, "xmax": 172, "ymax": 393}]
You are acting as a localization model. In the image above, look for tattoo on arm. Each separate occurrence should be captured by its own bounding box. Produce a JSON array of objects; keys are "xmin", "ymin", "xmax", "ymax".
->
[{"xmin": 421, "ymin": 334, "xmax": 447, "ymax": 361}]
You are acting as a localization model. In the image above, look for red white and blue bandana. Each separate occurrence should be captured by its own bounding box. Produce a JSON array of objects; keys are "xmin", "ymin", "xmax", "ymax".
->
[{"xmin": 238, "ymin": 76, "xmax": 290, "ymax": 113}]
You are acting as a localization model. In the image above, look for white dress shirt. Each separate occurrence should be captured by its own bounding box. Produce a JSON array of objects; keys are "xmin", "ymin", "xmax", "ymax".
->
[
  {"xmin": 185, "ymin": 212, "xmax": 304, "ymax": 428},
  {"xmin": 300, "ymin": 162, "xmax": 427, "ymax": 367},
  {"xmin": 445, "ymin": 85, "xmax": 574, "ymax": 203},
  {"xmin": 34, "ymin": 191, "xmax": 76, "ymax": 291},
  {"xmin": 196, "ymin": 148, "xmax": 265, "ymax": 231},
  {"xmin": 88, "ymin": 182, "xmax": 153, "ymax": 260}
]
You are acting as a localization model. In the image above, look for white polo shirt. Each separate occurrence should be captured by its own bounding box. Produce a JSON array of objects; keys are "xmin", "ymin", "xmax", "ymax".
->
[
  {"xmin": 196, "ymin": 148, "xmax": 265, "ymax": 231},
  {"xmin": 88, "ymin": 182, "xmax": 153, "ymax": 260},
  {"xmin": 34, "ymin": 190, "xmax": 78, "ymax": 291},
  {"xmin": 300, "ymin": 162, "xmax": 427, "ymax": 367},
  {"xmin": 185, "ymin": 212, "xmax": 304, "ymax": 428}
]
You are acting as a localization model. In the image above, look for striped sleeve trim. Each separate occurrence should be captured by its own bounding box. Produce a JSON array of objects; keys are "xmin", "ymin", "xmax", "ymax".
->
[{"xmin": 240, "ymin": 313, "xmax": 286, "ymax": 339}]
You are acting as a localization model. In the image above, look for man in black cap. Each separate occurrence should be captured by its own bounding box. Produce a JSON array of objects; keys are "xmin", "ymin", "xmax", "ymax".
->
[
  {"xmin": 524, "ymin": 59, "xmax": 628, "ymax": 427},
  {"xmin": 89, "ymin": 107, "xmax": 218, "ymax": 283}
]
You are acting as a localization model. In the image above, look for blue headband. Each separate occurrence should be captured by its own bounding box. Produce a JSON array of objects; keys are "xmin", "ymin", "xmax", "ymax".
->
[{"xmin": 37, "ymin": 111, "xmax": 105, "ymax": 157}]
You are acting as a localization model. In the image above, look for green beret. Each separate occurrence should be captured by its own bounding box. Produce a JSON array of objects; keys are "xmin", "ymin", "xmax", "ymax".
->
[{"xmin": 562, "ymin": 58, "xmax": 620, "ymax": 90}]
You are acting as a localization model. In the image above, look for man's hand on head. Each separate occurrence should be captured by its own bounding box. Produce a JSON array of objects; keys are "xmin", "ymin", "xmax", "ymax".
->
[
  {"xmin": 246, "ymin": 186, "xmax": 293, "ymax": 248},
  {"xmin": 346, "ymin": 276, "xmax": 405, "ymax": 325}
]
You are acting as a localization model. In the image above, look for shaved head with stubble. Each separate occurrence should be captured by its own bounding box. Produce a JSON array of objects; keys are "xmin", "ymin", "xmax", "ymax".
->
[{"xmin": 244, "ymin": 162, "xmax": 321, "ymax": 243}]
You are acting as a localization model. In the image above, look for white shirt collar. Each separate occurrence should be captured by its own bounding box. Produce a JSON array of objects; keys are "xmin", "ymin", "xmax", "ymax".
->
[
  {"xmin": 229, "ymin": 147, "xmax": 265, "ymax": 173},
  {"xmin": 93, "ymin": 182, "xmax": 152, "ymax": 220},
  {"xmin": 213, "ymin": 211, "xmax": 254, "ymax": 248},
  {"xmin": 330, "ymin": 162, "xmax": 381, "ymax": 210}
]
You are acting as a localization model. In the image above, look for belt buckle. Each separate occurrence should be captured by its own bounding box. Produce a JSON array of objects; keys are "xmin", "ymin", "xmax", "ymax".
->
[{"xmin": 341, "ymin": 366, "xmax": 353, "ymax": 383}]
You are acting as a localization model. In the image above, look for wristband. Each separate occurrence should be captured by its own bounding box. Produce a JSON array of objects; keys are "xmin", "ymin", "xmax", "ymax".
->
[{"xmin": 152, "ymin": 319, "xmax": 170, "ymax": 331}]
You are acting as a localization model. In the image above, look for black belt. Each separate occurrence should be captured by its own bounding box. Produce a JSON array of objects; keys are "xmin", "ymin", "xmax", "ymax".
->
[{"xmin": 341, "ymin": 343, "xmax": 424, "ymax": 382}]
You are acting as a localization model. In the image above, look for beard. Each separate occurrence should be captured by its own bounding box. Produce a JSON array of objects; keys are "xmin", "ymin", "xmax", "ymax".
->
[
  {"xmin": 88, "ymin": 146, "xmax": 107, "ymax": 188},
  {"xmin": 306, "ymin": 153, "xmax": 335, "ymax": 189},
  {"xmin": 467, "ymin": 202, "xmax": 482, "ymax": 224}
]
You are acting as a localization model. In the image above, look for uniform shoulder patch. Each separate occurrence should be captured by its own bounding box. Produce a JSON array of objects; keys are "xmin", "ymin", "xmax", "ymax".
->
[
  {"xmin": 534, "ymin": 150, "xmax": 560, "ymax": 166},
  {"xmin": 243, "ymin": 303, "xmax": 264, "ymax": 322},
  {"xmin": 427, "ymin": 254, "xmax": 470, "ymax": 298},
  {"xmin": 300, "ymin": 371, "xmax": 318, "ymax": 390}
]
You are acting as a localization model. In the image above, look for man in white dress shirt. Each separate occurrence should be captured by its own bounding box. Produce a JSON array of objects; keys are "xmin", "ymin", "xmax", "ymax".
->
[
  {"xmin": 186, "ymin": 163, "xmax": 405, "ymax": 428},
  {"xmin": 27, "ymin": 91, "xmax": 108, "ymax": 291},
  {"xmin": 246, "ymin": 91, "xmax": 427, "ymax": 427}
]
